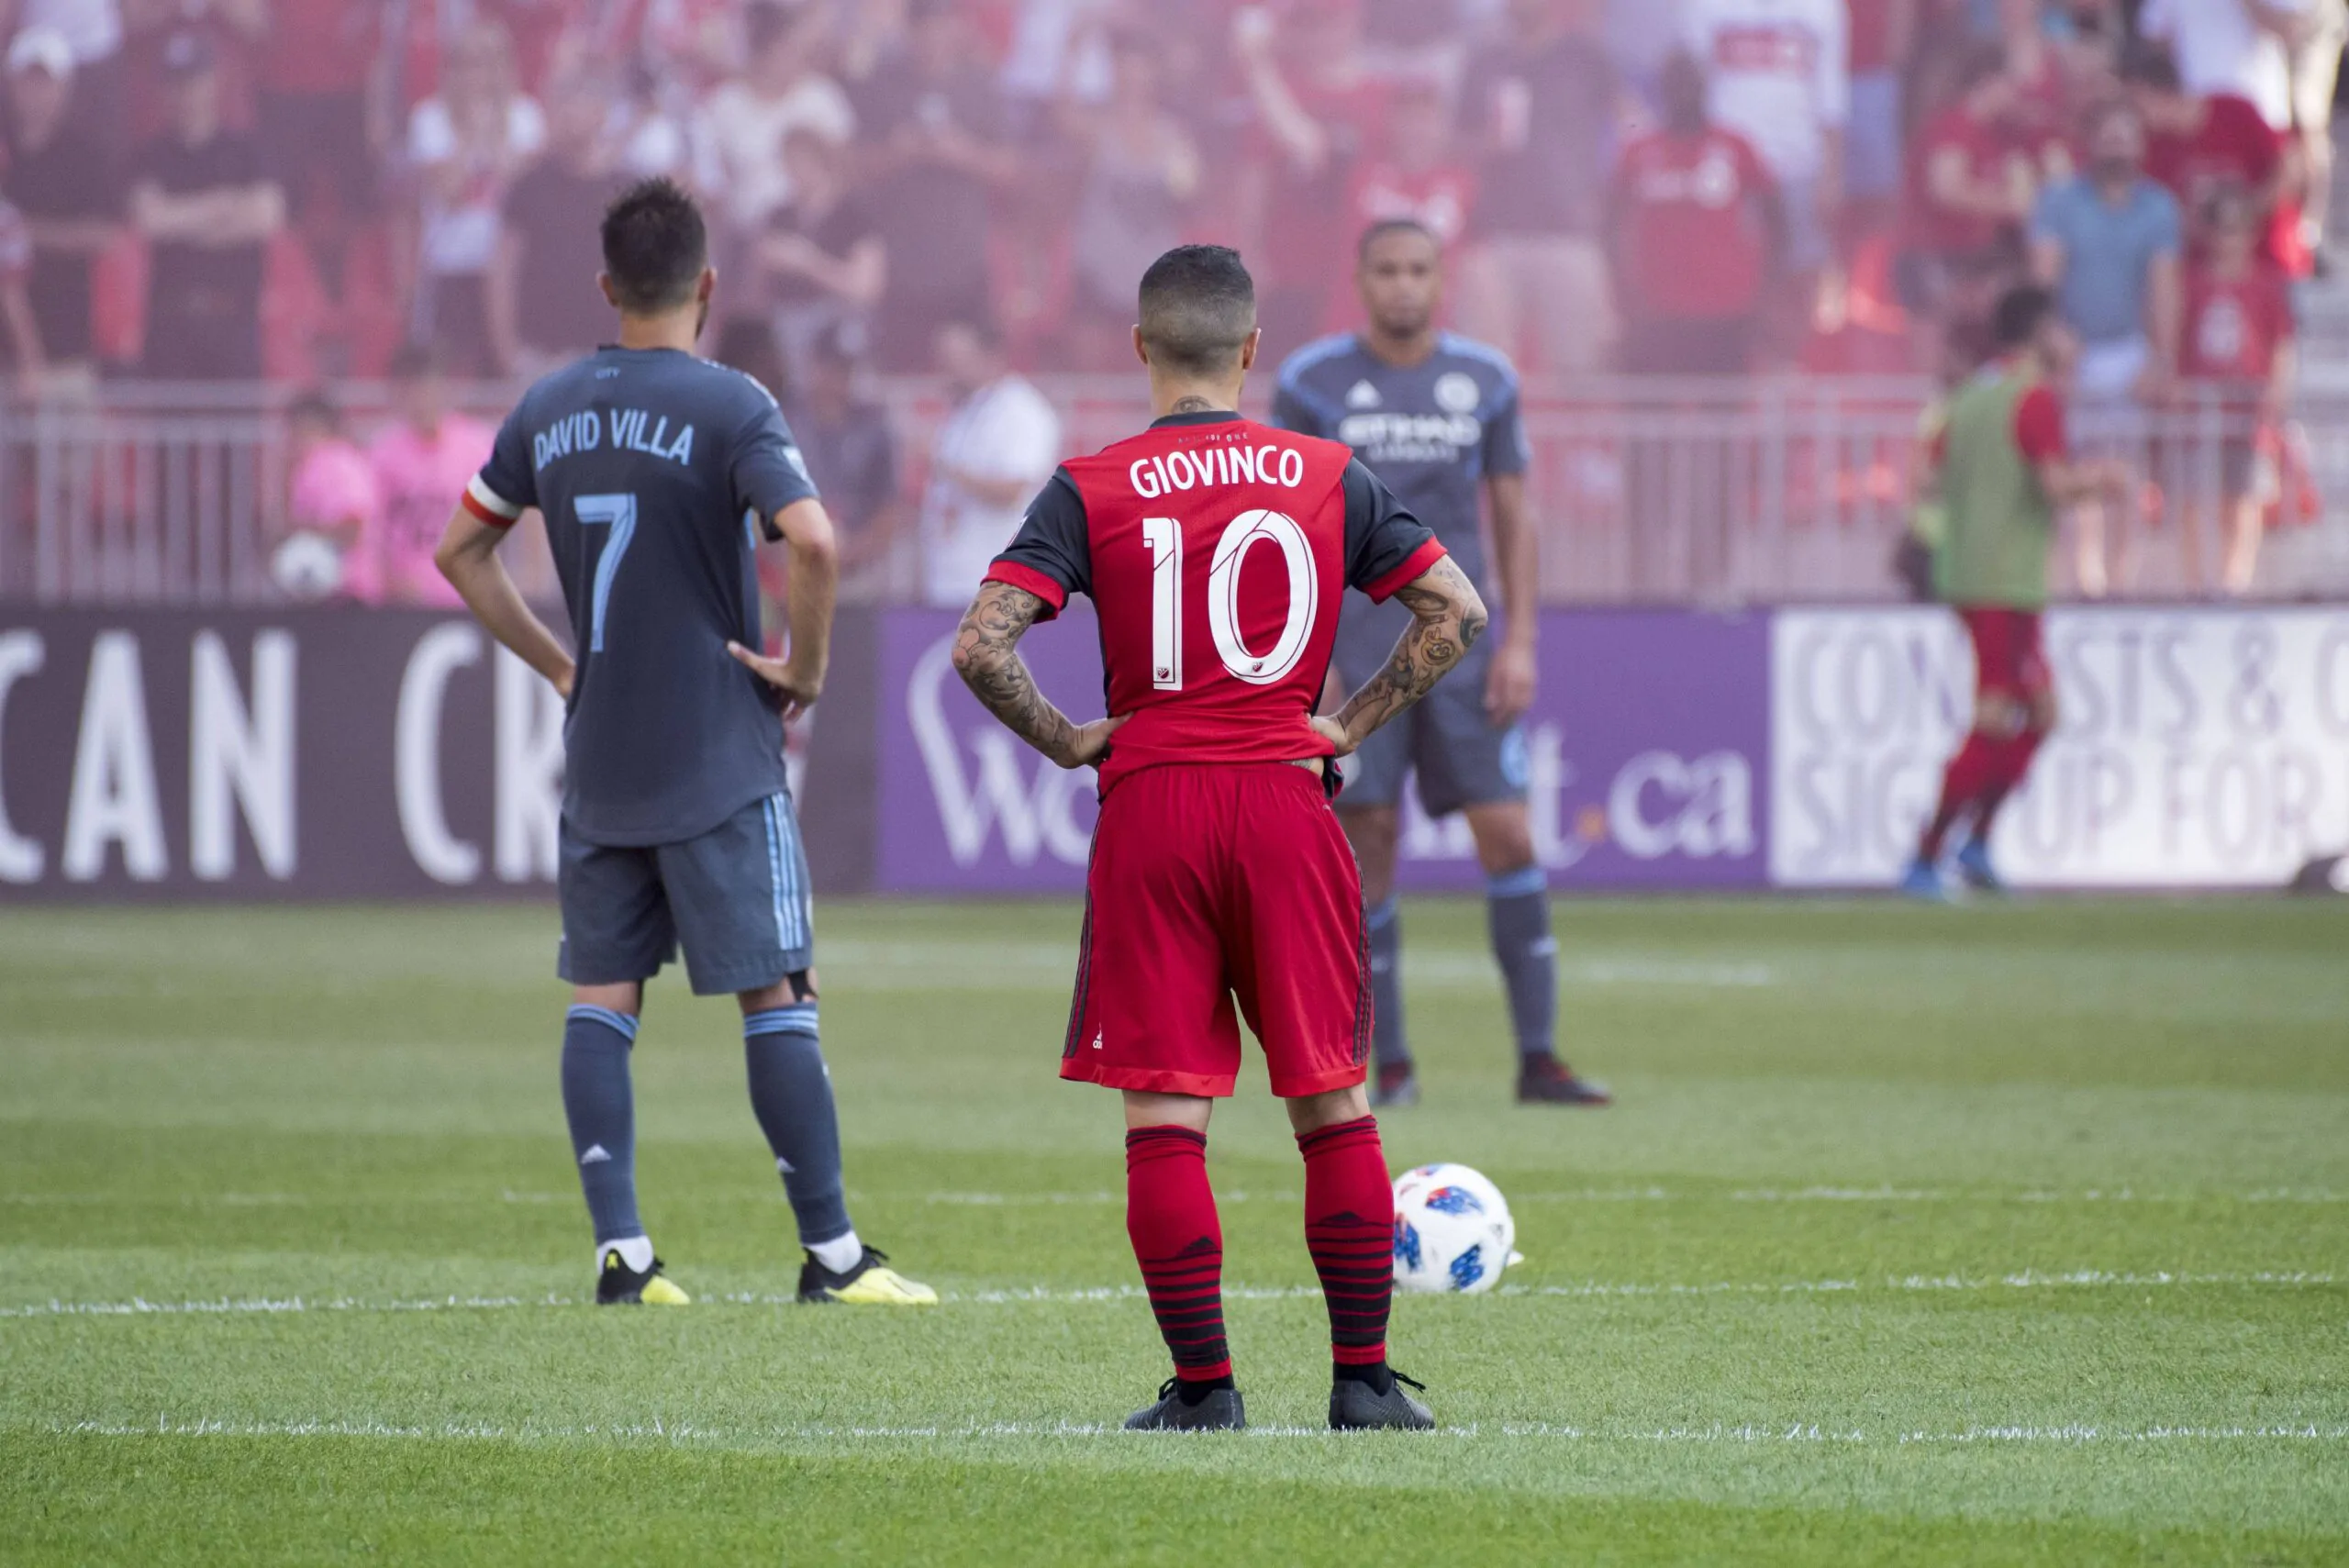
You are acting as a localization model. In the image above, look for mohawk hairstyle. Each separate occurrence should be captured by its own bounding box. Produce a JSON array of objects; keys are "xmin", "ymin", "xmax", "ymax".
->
[
  {"xmin": 601, "ymin": 177, "xmax": 708, "ymax": 315},
  {"xmin": 1137, "ymin": 245, "xmax": 1257, "ymax": 378}
]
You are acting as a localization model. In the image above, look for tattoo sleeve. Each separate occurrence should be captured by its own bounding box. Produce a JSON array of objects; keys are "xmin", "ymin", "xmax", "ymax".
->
[
  {"xmin": 950, "ymin": 581, "xmax": 1083, "ymax": 764},
  {"xmin": 1331, "ymin": 554, "xmax": 1489, "ymax": 749}
]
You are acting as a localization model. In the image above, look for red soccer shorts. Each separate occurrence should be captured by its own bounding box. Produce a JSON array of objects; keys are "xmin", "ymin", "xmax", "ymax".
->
[
  {"xmin": 1062, "ymin": 762, "xmax": 1371, "ymax": 1100},
  {"xmin": 1958, "ymin": 606, "xmax": 2051, "ymax": 706}
]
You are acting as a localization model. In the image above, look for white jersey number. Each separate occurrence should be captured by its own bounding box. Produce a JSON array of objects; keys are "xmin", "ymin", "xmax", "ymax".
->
[{"xmin": 1142, "ymin": 508, "xmax": 1319, "ymax": 690}]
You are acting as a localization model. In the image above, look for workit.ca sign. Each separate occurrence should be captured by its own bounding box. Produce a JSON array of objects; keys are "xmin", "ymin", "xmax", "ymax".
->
[
  {"xmin": 873, "ymin": 606, "xmax": 1771, "ymax": 894},
  {"xmin": 0, "ymin": 611, "xmax": 565, "ymax": 898}
]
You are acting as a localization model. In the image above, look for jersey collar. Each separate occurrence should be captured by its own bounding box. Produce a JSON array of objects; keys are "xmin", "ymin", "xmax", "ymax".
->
[{"xmin": 1149, "ymin": 409, "xmax": 1245, "ymax": 428}]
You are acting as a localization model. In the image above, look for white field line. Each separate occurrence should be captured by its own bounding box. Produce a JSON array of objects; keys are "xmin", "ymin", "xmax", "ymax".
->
[
  {"xmin": 8, "ymin": 1185, "xmax": 2342, "ymax": 1210},
  {"xmin": 917, "ymin": 1186, "xmax": 2349, "ymax": 1207},
  {"xmin": 0, "ymin": 1269, "xmax": 2332, "ymax": 1322},
  {"xmin": 25, "ymin": 1416, "xmax": 2349, "ymax": 1447}
]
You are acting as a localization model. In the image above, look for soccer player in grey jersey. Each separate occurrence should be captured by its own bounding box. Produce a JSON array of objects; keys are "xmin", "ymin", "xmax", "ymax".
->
[
  {"xmin": 434, "ymin": 178, "xmax": 933, "ymax": 1307},
  {"xmin": 1273, "ymin": 219, "xmax": 1610, "ymax": 1108}
]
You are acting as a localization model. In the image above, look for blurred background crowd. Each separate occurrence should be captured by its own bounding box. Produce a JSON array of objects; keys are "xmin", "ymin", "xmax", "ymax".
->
[{"xmin": 2, "ymin": 0, "xmax": 2345, "ymax": 605}]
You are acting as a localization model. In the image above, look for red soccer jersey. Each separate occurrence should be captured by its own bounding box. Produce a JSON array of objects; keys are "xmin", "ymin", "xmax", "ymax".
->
[
  {"xmin": 985, "ymin": 411, "xmax": 1444, "ymax": 795},
  {"xmin": 2182, "ymin": 263, "xmax": 2294, "ymax": 381},
  {"xmin": 1610, "ymin": 127, "xmax": 1775, "ymax": 320},
  {"xmin": 1903, "ymin": 104, "xmax": 2023, "ymax": 257},
  {"xmin": 2146, "ymin": 94, "xmax": 2281, "ymax": 217}
]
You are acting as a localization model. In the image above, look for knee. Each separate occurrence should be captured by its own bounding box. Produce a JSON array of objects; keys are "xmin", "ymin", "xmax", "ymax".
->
[
  {"xmin": 1973, "ymin": 694, "xmax": 2027, "ymax": 739},
  {"xmin": 1467, "ymin": 804, "xmax": 1537, "ymax": 876},
  {"xmin": 1286, "ymin": 1084, "xmax": 1369, "ymax": 1136}
]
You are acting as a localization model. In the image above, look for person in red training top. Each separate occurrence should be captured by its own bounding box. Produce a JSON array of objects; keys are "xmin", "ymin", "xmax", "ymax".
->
[
  {"xmin": 2179, "ymin": 181, "xmax": 2297, "ymax": 595},
  {"xmin": 1607, "ymin": 49, "xmax": 1784, "ymax": 373},
  {"xmin": 1904, "ymin": 285, "xmax": 2127, "ymax": 898},
  {"xmin": 952, "ymin": 244, "xmax": 1483, "ymax": 1436},
  {"xmin": 2124, "ymin": 41, "xmax": 2294, "ymax": 272}
]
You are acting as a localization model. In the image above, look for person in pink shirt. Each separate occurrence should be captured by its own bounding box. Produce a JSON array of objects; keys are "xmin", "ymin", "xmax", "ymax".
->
[
  {"xmin": 284, "ymin": 388, "xmax": 384, "ymax": 603},
  {"xmin": 371, "ymin": 344, "xmax": 495, "ymax": 606}
]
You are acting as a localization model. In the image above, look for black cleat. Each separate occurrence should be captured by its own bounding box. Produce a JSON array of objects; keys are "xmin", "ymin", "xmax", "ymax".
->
[
  {"xmin": 1370, "ymin": 1062, "xmax": 1419, "ymax": 1108},
  {"xmin": 1330, "ymin": 1368, "xmax": 1435, "ymax": 1430},
  {"xmin": 1517, "ymin": 1056, "xmax": 1612, "ymax": 1106},
  {"xmin": 596, "ymin": 1251, "xmax": 690, "ymax": 1306},
  {"xmin": 1123, "ymin": 1378, "xmax": 1247, "ymax": 1431}
]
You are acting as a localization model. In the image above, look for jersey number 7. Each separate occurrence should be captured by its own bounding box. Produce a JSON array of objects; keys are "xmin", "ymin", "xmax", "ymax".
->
[
  {"xmin": 577, "ymin": 493, "xmax": 638, "ymax": 653},
  {"xmin": 1141, "ymin": 509, "xmax": 1318, "ymax": 693}
]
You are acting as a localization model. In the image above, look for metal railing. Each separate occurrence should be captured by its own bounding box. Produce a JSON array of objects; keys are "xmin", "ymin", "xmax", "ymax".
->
[{"xmin": 5, "ymin": 376, "xmax": 2345, "ymax": 606}]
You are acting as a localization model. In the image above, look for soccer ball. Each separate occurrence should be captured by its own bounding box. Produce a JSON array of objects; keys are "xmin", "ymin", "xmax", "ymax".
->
[
  {"xmin": 270, "ymin": 531, "xmax": 345, "ymax": 601},
  {"xmin": 1392, "ymin": 1162, "xmax": 1516, "ymax": 1295}
]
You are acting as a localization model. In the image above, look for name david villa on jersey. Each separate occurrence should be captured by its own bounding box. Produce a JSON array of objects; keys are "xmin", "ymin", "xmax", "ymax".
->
[{"xmin": 531, "ymin": 407, "xmax": 698, "ymax": 472}]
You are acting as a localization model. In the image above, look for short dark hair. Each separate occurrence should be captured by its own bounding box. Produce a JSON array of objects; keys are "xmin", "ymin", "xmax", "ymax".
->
[
  {"xmin": 1992, "ymin": 284, "xmax": 2054, "ymax": 350},
  {"xmin": 601, "ymin": 177, "xmax": 707, "ymax": 315},
  {"xmin": 1137, "ymin": 245, "xmax": 1256, "ymax": 377},
  {"xmin": 1357, "ymin": 217, "xmax": 1439, "ymax": 264}
]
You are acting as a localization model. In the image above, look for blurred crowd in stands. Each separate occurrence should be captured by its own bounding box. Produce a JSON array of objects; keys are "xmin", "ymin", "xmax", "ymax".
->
[{"xmin": 0, "ymin": 0, "xmax": 2340, "ymax": 602}]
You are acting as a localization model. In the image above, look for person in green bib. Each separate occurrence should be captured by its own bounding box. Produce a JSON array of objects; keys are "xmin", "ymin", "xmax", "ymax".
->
[{"xmin": 1903, "ymin": 285, "xmax": 2126, "ymax": 898}]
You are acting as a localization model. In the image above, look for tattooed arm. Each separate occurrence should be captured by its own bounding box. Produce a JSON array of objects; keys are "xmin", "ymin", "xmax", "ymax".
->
[
  {"xmin": 1311, "ymin": 555, "xmax": 1489, "ymax": 757},
  {"xmin": 951, "ymin": 581, "xmax": 1128, "ymax": 769}
]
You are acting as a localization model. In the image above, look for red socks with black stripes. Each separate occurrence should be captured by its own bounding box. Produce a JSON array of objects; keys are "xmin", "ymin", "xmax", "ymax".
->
[
  {"xmin": 1125, "ymin": 1126, "xmax": 1232, "ymax": 1398},
  {"xmin": 1297, "ymin": 1115, "xmax": 1396, "ymax": 1388},
  {"xmin": 1127, "ymin": 1114, "xmax": 1397, "ymax": 1397}
]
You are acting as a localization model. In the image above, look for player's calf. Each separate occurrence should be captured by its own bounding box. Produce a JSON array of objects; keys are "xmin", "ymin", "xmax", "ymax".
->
[{"xmin": 1124, "ymin": 1121, "xmax": 1237, "ymax": 1413}]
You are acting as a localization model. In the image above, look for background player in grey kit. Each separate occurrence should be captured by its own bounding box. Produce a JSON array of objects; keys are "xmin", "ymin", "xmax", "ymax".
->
[
  {"xmin": 432, "ymin": 177, "xmax": 934, "ymax": 1307},
  {"xmin": 1273, "ymin": 219, "xmax": 1609, "ymax": 1108}
]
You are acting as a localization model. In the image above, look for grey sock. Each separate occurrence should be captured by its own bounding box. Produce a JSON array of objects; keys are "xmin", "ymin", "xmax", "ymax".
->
[
  {"xmin": 1365, "ymin": 896, "xmax": 1411, "ymax": 1072},
  {"xmin": 1486, "ymin": 868, "xmax": 1558, "ymax": 1062},
  {"xmin": 743, "ymin": 1004, "xmax": 853, "ymax": 1247},
  {"xmin": 561, "ymin": 1006, "xmax": 641, "ymax": 1246}
]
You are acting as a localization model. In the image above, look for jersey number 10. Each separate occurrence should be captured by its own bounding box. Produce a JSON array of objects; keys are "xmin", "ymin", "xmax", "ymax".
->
[{"xmin": 1141, "ymin": 509, "xmax": 1319, "ymax": 693}]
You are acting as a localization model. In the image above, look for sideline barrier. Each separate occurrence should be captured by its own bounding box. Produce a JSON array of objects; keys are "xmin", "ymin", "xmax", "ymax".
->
[
  {"xmin": 6, "ymin": 377, "xmax": 2345, "ymax": 606},
  {"xmin": 1, "ymin": 605, "xmax": 2342, "ymax": 901}
]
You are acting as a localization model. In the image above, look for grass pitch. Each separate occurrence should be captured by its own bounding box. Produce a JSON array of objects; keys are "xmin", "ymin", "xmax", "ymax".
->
[{"xmin": 2, "ymin": 896, "xmax": 2345, "ymax": 1565}]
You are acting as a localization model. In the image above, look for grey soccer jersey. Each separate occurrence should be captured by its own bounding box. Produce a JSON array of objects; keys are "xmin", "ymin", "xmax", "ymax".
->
[
  {"xmin": 1271, "ymin": 331, "xmax": 1529, "ymax": 678},
  {"xmin": 467, "ymin": 345, "xmax": 819, "ymax": 846}
]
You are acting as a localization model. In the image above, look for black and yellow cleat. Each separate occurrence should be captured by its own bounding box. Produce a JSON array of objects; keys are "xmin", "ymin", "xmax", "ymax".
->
[
  {"xmin": 796, "ymin": 1246, "xmax": 937, "ymax": 1306},
  {"xmin": 596, "ymin": 1251, "xmax": 690, "ymax": 1306},
  {"xmin": 1124, "ymin": 1378, "xmax": 1247, "ymax": 1431}
]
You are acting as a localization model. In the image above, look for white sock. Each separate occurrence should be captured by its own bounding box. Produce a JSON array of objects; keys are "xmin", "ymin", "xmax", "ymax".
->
[
  {"xmin": 598, "ymin": 1235, "xmax": 654, "ymax": 1273},
  {"xmin": 807, "ymin": 1229, "xmax": 864, "ymax": 1274}
]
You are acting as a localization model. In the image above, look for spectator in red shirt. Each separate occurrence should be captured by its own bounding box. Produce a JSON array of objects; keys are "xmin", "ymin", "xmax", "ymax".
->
[
  {"xmin": 1897, "ymin": 45, "xmax": 2035, "ymax": 368},
  {"xmin": 1233, "ymin": 0, "xmax": 1386, "ymax": 355},
  {"xmin": 2122, "ymin": 40, "xmax": 2294, "ymax": 272},
  {"xmin": 2177, "ymin": 180, "xmax": 2295, "ymax": 595},
  {"xmin": 1328, "ymin": 72, "xmax": 1475, "ymax": 331},
  {"xmin": 255, "ymin": 0, "xmax": 376, "ymax": 220},
  {"xmin": 1607, "ymin": 50, "xmax": 1784, "ymax": 373}
]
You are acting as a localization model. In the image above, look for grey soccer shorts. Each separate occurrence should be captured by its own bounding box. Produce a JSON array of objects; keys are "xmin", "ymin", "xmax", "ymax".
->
[
  {"xmin": 557, "ymin": 791, "xmax": 813, "ymax": 995},
  {"xmin": 1335, "ymin": 638, "xmax": 1530, "ymax": 817}
]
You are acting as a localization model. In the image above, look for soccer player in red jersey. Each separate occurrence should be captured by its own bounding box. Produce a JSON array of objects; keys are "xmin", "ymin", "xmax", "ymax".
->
[{"xmin": 952, "ymin": 245, "xmax": 1486, "ymax": 1433}]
